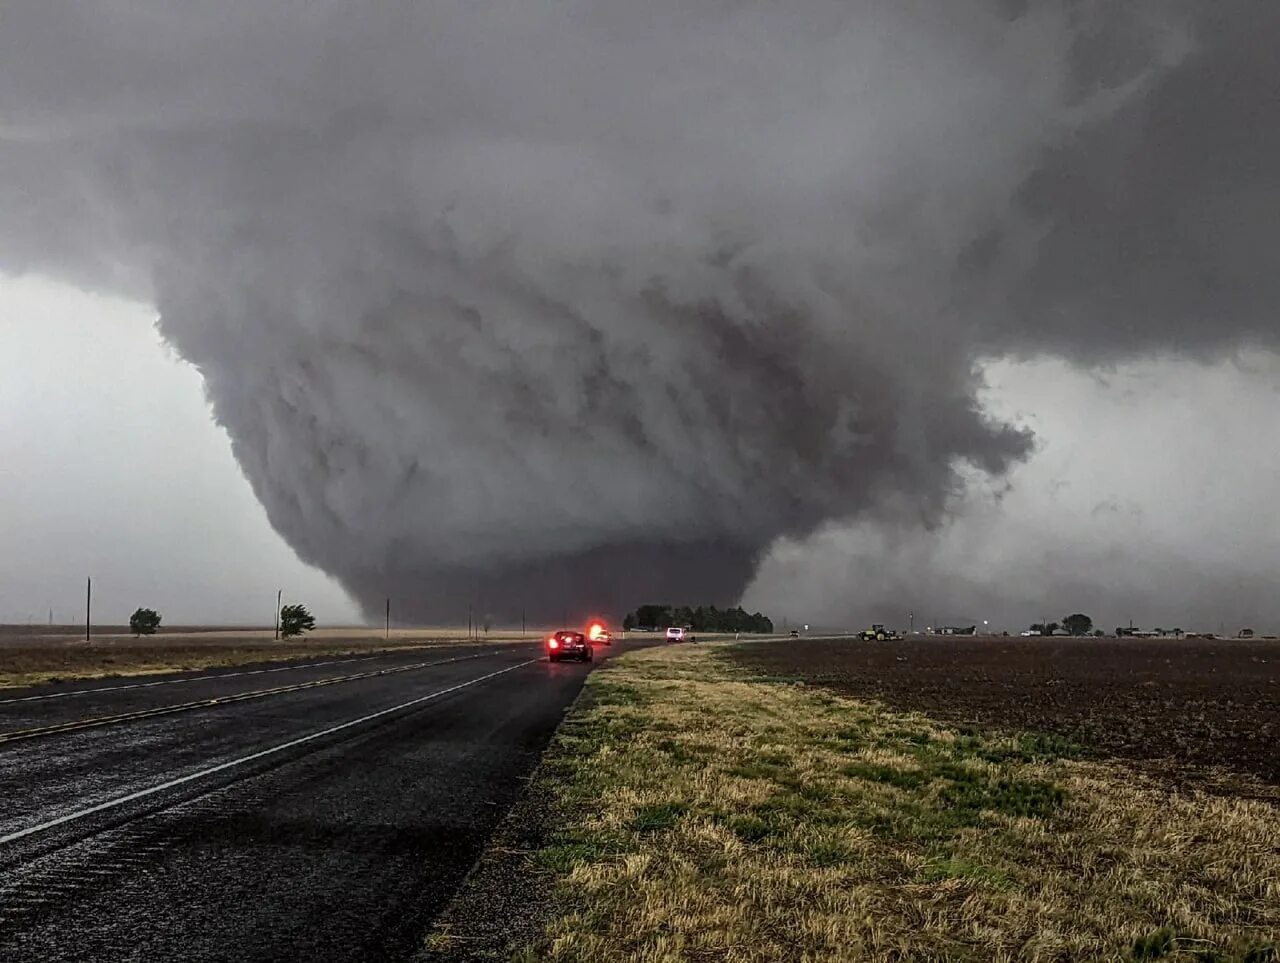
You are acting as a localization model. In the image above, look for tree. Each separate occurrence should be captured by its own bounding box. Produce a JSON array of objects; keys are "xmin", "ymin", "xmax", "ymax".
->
[
  {"xmin": 621, "ymin": 604, "xmax": 775, "ymax": 634},
  {"xmin": 1093, "ymin": 629, "xmax": 1105, "ymax": 638},
  {"xmin": 633, "ymin": 604, "xmax": 673, "ymax": 629},
  {"xmin": 1062, "ymin": 613, "xmax": 1093, "ymax": 637},
  {"xmin": 279, "ymin": 603, "xmax": 315, "ymax": 638},
  {"xmin": 129, "ymin": 607, "xmax": 162, "ymax": 636}
]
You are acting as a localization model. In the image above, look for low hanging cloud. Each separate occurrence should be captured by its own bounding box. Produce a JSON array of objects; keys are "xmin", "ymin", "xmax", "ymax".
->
[{"xmin": 1, "ymin": 2, "xmax": 1276, "ymax": 620}]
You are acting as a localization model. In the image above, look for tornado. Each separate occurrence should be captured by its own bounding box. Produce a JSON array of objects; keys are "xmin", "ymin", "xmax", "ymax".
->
[{"xmin": 1, "ymin": 2, "xmax": 1276, "ymax": 621}]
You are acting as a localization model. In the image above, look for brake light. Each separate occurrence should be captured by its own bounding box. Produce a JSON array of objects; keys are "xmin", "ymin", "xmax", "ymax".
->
[{"xmin": 548, "ymin": 638, "xmax": 559, "ymax": 649}]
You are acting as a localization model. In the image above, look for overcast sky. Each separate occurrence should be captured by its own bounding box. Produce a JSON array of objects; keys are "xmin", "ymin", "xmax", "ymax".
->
[
  {"xmin": 745, "ymin": 350, "xmax": 1280, "ymax": 633},
  {"xmin": 1, "ymin": 3, "xmax": 1277, "ymax": 629},
  {"xmin": 0, "ymin": 274, "xmax": 358, "ymax": 625}
]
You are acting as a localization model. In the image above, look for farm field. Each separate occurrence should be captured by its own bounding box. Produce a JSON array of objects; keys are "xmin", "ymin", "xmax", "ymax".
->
[
  {"xmin": 0, "ymin": 624, "xmax": 541, "ymax": 689},
  {"xmin": 731, "ymin": 636, "xmax": 1280, "ymax": 791}
]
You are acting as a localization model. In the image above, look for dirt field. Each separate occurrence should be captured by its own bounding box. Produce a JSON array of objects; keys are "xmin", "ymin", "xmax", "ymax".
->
[{"xmin": 732, "ymin": 636, "xmax": 1280, "ymax": 790}]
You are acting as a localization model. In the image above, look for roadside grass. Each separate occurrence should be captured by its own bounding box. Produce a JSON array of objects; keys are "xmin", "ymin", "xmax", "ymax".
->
[{"xmin": 521, "ymin": 644, "xmax": 1280, "ymax": 962}]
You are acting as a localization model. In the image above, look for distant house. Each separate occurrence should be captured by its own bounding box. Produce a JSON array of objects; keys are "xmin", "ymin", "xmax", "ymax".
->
[
  {"xmin": 934, "ymin": 625, "xmax": 976, "ymax": 635},
  {"xmin": 1239, "ymin": 628, "xmax": 1255, "ymax": 638}
]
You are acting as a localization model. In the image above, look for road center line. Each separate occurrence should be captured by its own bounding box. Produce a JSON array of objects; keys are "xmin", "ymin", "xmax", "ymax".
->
[{"xmin": 0, "ymin": 658, "xmax": 540, "ymax": 847}]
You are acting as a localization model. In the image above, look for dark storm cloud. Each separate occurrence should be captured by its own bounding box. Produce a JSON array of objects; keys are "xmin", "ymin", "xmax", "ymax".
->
[{"xmin": 0, "ymin": 2, "xmax": 1275, "ymax": 620}]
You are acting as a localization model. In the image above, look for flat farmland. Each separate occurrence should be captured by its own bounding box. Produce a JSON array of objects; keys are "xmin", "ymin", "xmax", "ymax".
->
[
  {"xmin": 0, "ymin": 624, "xmax": 541, "ymax": 689},
  {"xmin": 732, "ymin": 636, "xmax": 1280, "ymax": 789}
]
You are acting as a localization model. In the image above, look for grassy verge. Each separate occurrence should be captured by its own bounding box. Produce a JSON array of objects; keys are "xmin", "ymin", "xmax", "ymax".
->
[{"xmin": 520, "ymin": 644, "xmax": 1278, "ymax": 962}]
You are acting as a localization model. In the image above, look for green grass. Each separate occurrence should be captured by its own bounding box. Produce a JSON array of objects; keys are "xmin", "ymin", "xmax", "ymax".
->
[{"xmin": 517, "ymin": 644, "xmax": 1280, "ymax": 962}]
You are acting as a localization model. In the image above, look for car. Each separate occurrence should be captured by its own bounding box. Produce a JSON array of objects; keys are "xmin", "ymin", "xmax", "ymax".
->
[
  {"xmin": 593, "ymin": 629, "xmax": 612, "ymax": 645},
  {"xmin": 665, "ymin": 626, "xmax": 695, "ymax": 643},
  {"xmin": 546, "ymin": 630, "xmax": 593, "ymax": 662},
  {"xmin": 789, "ymin": 629, "xmax": 799, "ymax": 638}
]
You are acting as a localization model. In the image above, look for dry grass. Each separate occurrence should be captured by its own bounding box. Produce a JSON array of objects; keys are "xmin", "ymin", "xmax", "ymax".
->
[
  {"xmin": 0, "ymin": 627, "xmax": 537, "ymax": 690},
  {"xmin": 521, "ymin": 644, "xmax": 1279, "ymax": 962}
]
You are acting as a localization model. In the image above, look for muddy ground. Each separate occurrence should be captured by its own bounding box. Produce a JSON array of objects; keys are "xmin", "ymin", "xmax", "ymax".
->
[{"xmin": 731, "ymin": 636, "xmax": 1280, "ymax": 790}]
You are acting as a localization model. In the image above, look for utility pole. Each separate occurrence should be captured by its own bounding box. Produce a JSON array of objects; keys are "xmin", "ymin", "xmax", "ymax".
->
[
  {"xmin": 521, "ymin": 608, "xmax": 526, "ymax": 640},
  {"xmin": 385, "ymin": 597, "xmax": 391, "ymax": 640},
  {"xmin": 275, "ymin": 589, "xmax": 282, "ymax": 640},
  {"xmin": 467, "ymin": 605, "xmax": 472, "ymax": 641},
  {"xmin": 85, "ymin": 577, "xmax": 91, "ymax": 642}
]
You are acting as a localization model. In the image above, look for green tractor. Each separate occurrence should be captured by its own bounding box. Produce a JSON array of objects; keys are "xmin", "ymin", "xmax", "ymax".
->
[{"xmin": 857, "ymin": 623, "xmax": 900, "ymax": 641}]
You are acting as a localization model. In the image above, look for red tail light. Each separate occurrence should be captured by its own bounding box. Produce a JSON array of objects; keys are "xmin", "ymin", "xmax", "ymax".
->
[{"xmin": 548, "ymin": 639, "xmax": 559, "ymax": 649}]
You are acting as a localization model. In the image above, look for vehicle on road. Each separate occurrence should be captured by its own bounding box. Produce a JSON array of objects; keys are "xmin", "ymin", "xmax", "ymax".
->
[
  {"xmin": 665, "ymin": 626, "xmax": 695, "ymax": 643},
  {"xmin": 547, "ymin": 630, "xmax": 593, "ymax": 662},
  {"xmin": 857, "ymin": 624, "xmax": 901, "ymax": 641},
  {"xmin": 587, "ymin": 621, "xmax": 612, "ymax": 645}
]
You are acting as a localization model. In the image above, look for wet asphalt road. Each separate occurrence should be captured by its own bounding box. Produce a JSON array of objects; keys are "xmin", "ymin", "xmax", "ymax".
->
[{"xmin": 0, "ymin": 640, "xmax": 610, "ymax": 962}]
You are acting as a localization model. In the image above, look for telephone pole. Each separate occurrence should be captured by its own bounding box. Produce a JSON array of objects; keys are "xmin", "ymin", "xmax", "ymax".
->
[
  {"xmin": 385, "ymin": 597, "xmax": 391, "ymax": 640},
  {"xmin": 85, "ymin": 577, "xmax": 91, "ymax": 642},
  {"xmin": 274, "ymin": 589, "xmax": 282, "ymax": 640}
]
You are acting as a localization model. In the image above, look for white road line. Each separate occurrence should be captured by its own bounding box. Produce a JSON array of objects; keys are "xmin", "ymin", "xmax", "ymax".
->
[
  {"xmin": 0, "ymin": 658, "xmax": 540, "ymax": 847},
  {"xmin": 0, "ymin": 645, "xmax": 511, "ymax": 705}
]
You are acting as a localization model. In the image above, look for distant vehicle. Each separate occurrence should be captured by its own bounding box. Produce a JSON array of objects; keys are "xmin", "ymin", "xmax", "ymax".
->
[
  {"xmin": 789, "ymin": 629, "xmax": 799, "ymax": 638},
  {"xmin": 587, "ymin": 621, "xmax": 612, "ymax": 645},
  {"xmin": 857, "ymin": 624, "xmax": 900, "ymax": 641},
  {"xmin": 547, "ymin": 630, "xmax": 593, "ymax": 662},
  {"xmin": 665, "ymin": 626, "xmax": 694, "ymax": 643}
]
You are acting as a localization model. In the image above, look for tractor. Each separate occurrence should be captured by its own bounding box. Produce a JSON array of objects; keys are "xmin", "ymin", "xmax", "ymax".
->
[{"xmin": 857, "ymin": 623, "xmax": 900, "ymax": 641}]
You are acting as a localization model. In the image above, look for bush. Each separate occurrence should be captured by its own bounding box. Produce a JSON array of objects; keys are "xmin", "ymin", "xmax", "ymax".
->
[{"xmin": 129, "ymin": 607, "xmax": 162, "ymax": 636}]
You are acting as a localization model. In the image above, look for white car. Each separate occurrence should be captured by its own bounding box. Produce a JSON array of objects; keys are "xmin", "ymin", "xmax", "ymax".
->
[{"xmin": 665, "ymin": 626, "xmax": 688, "ymax": 642}]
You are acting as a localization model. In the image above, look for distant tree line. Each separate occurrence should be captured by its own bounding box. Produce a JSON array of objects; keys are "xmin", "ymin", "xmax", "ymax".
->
[
  {"xmin": 1028, "ymin": 614, "xmax": 1095, "ymax": 637},
  {"xmin": 622, "ymin": 604, "xmax": 773, "ymax": 634}
]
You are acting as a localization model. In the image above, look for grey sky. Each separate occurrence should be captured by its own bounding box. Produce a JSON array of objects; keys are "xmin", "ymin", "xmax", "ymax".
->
[
  {"xmin": 0, "ymin": 274, "xmax": 357, "ymax": 625},
  {"xmin": 745, "ymin": 351, "xmax": 1280, "ymax": 633},
  {"xmin": 1, "ymin": 2, "xmax": 1277, "ymax": 626}
]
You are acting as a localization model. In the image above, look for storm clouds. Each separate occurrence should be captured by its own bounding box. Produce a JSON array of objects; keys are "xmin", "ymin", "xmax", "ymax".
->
[{"xmin": 1, "ymin": 2, "xmax": 1276, "ymax": 621}]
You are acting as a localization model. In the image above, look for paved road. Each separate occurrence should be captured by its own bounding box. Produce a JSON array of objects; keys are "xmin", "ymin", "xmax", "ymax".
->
[{"xmin": 0, "ymin": 640, "xmax": 615, "ymax": 962}]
